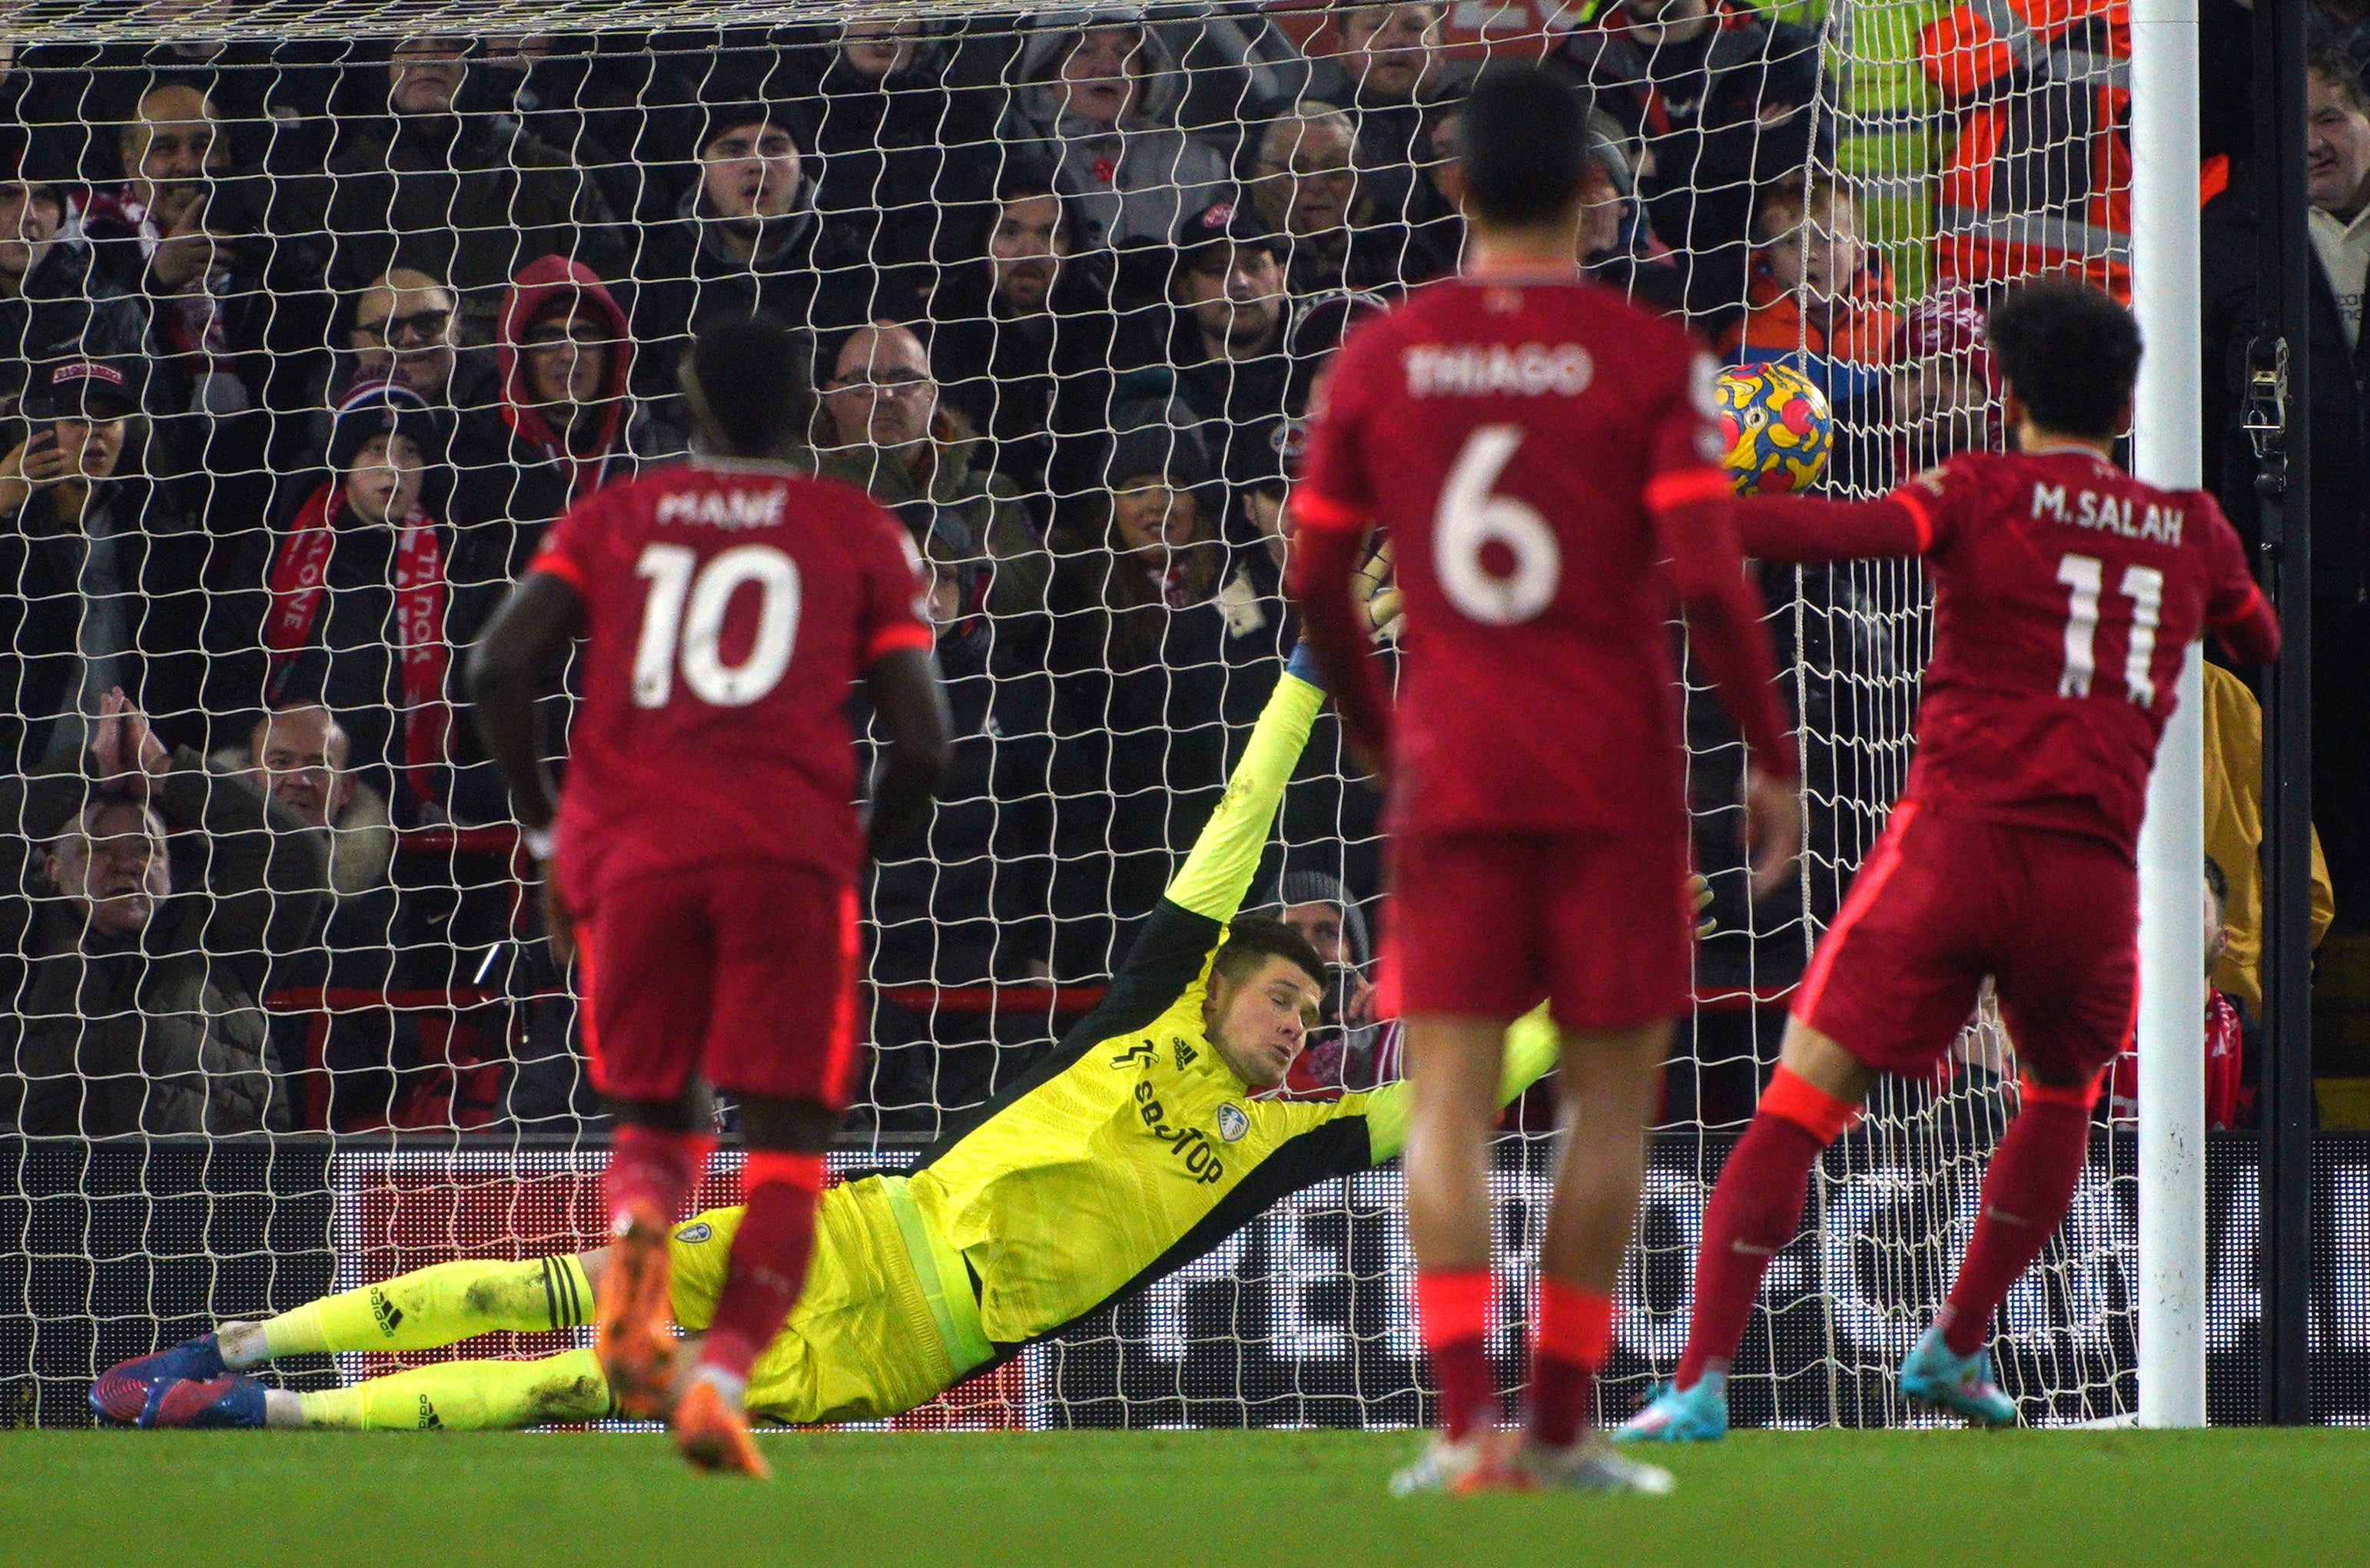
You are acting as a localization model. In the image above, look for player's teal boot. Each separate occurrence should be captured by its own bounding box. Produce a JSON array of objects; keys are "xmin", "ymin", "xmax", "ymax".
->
[
  {"xmin": 1611, "ymin": 1373, "xmax": 1728, "ymax": 1443},
  {"xmin": 1898, "ymin": 1328, "xmax": 2019, "ymax": 1427}
]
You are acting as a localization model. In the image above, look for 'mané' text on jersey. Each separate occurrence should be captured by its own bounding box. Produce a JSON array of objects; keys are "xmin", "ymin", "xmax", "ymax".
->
[
  {"xmin": 1403, "ymin": 342, "xmax": 1594, "ymax": 399},
  {"xmin": 2031, "ymin": 482, "xmax": 2183, "ymax": 546},
  {"xmin": 655, "ymin": 487, "xmax": 787, "ymax": 530}
]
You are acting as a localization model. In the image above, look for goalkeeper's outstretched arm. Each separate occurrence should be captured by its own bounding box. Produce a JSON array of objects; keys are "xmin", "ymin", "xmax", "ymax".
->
[{"xmin": 1088, "ymin": 651, "xmax": 1328, "ymax": 1018}]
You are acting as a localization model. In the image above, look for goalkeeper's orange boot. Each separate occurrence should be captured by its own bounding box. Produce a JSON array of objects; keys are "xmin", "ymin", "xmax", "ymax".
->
[
  {"xmin": 594, "ymin": 1199, "xmax": 676, "ymax": 1420},
  {"xmin": 674, "ymin": 1376, "xmax": 772, "ymax": 1479}
]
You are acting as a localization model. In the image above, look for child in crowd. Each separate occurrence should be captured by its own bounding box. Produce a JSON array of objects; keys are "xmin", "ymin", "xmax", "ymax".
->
[{"xmin": 1720, "ymin": 177, "xmax": 1898, "ymax": 364}]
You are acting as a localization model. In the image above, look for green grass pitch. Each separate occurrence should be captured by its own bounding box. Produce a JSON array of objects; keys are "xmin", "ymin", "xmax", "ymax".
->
[{"xmin": 5, "ymin": 1427, "xmax": 2362, "ymax": 1568}]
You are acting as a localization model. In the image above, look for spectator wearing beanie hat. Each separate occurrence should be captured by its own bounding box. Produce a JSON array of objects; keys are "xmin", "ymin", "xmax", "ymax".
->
[{"xmin": 262, "ymin": 380, "xmax": 470, "ymax": 824}]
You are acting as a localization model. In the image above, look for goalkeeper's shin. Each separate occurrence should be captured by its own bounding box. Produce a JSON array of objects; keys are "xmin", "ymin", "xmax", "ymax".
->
[
  {"xmin": 292, "ymin": 1348, "xmax": 612, "ymax": 1430},
  {"xmin": 236, "ymin": 1257, "xmax": 594, "ymax": 1365}
]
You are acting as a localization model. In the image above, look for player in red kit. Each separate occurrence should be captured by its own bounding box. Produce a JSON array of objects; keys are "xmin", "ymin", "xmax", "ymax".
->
[
  {"xmin": 1290, "ymin": 65, "xmax": 1802, "ymax": 1495},
  {"xmin": 469, "ymin": 314, "xmax": 950, "ymax": 1474},
  {"xmin": 1618, "ymin": 280, "xmax": 2281, "ymax": 1444}
]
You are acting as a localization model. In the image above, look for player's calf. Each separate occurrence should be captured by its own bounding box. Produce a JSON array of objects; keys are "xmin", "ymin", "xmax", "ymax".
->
[{"xmin": 596, "ymin": 1119, "xmax": 715, "ymax": 1418}]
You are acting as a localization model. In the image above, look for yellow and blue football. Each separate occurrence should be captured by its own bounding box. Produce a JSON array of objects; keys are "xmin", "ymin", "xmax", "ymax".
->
[{"xmin": 1714, "ymin": 360, "xmax": 1834, "ymax": 496}]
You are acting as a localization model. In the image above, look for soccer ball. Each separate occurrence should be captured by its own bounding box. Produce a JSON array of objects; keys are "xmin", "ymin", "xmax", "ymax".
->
[{"xmin": 1714, "ymin": 360, "xmax": 1834, "ymax": 495}]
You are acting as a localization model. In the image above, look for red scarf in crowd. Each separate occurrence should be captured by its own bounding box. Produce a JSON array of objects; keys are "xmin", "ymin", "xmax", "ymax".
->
[{"xmin": 264, "ymin": 481, "xmax": 452, "ymax": 807}]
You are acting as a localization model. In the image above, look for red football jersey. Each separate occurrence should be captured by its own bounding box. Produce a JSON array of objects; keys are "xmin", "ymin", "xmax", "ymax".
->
[
  {"xmin": 528, "ymin": 458, "xmax": 932, "ymax": 900},
  {"xmin": 1293, "ymin": 272, "xmax": 1788, "ymax": 834},
  {"xmin": 1886, "ymin": 447, "xmax": 2266, "ymax": 854}
]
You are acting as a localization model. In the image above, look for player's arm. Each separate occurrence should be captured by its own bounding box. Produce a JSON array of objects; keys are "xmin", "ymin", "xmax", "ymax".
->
[
  {"xmin": 1285, "ymin": 336, "xmax": 1395, "ymax": 774},
  {"xmin": 1727, "ymin": 491, "xmax": 1932, "ymax": 563},
  {"xmin": 2199, "ymin": 497, "xmax": 2281, "ymax": 666},
  {"xmin": 1651, "ymin": 355, "xmax": 1804, "ymax": 897},
  {"xmin": 1291, "ymin": 512, "xmax": 1392, "ymax": 775},
  {"xmin": 466, "ymin": 571, "xmax": 583, "ymax": 847},
  {"xmin": 854, "ymin": 502, "xmax": 953, "ymax": 861},
  {"xmin": 1101, "ymin": 651, "xmax": 1329, "ymax": 1007},
  {"xmin": 861, "ymin": 645, "xmax": 952, "ymax": 863},
  {"xmin": 1356, "ymin": 1006, "xmax": 1561, "ymax": 1165},
  {"xmin": 467, "ymin": 569, "xmax": 584, "ymax": 845},
  {"xmin": 468, "ymin": 569, "xmax": 586, "ymax": 958}
]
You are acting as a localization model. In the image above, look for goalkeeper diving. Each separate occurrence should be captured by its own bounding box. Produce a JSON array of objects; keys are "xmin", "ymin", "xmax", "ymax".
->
[{"xmin": 94, "ymin": 651, "xmax": 1568, "ymax": 1433}]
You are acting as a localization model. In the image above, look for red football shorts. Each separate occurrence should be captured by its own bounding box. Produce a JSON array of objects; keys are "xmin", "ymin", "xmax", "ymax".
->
[
  {"xmin": 1386, "ymin": 827, "xmax": 1693, "ymax": 1031},
  {"xmin": 576, "ymin": 857, "xmax": 861, "ymax": 1106},
  {"xmin": 1795, "ymin": 802, "xmax": 2137, "ymax": 1082}
]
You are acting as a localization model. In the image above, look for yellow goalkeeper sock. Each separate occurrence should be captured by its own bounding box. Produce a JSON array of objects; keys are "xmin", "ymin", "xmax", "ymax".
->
[
  {"xmin": 294, "ymin": 1348, "xmax": 612, "ymax": 1431},
  {"xmin": 257, "ymin": 1256, "xmax": 592, "ymax": 1360}
]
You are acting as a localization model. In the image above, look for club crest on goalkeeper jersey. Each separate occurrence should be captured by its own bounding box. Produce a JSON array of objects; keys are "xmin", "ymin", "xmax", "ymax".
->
[{"xmin": 526, "ymin": 457, "xmax": 932, "ymax": 900}]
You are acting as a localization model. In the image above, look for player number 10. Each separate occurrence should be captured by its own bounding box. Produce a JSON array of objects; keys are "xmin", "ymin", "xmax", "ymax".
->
[
  {"xmin": 632, "ymin": 542, "xmax": 802, "ymax": 708},
  {"xmin": 1436, "ymin": 424, "xmax": 1562, "ymax": 625},
  {"xmin": 2056, "ymin": 552, "xmax": 2165, "ymax": 706}
]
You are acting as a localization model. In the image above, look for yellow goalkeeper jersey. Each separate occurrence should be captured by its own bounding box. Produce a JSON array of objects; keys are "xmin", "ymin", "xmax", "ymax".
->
[{"xmin": 906, "ymin": 671, "xmax": 1557, "ymax": 1348}]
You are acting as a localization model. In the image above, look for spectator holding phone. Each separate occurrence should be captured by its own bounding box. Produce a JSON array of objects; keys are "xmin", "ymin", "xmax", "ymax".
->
[{"xmin": 0, "ymin": 360, "xmax": 142, "ymax": 772}]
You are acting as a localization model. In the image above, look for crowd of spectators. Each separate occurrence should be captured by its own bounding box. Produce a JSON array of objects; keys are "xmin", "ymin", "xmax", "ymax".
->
[{"xmin": 0, "ymin": 2, "xmax": 2284, "ymax": 1137}]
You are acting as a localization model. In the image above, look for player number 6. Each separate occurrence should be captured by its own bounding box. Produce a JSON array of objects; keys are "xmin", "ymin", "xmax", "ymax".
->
[
  {"xmin": 1435, "ymin": 424, "xmax": 1561, "ymax": 625},
  {"xmin": 632, "ymin": 542, "xmax": 802, "ymax": 708}
]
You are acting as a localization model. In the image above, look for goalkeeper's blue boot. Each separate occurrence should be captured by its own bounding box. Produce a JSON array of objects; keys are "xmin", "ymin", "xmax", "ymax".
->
[
  {"xmin": 1898, "ymin": 1328, "xmax": 2018, "ymax": 1427},
  {"xmin": 91, "ymin": 1334, "xmax": 226, "ymax": 1426},
  {"xmin": 1611, "ymin": 1374, "xmax": 1728, "ymax": 1444},
  {"xmin": 147, "ymin": 1375, "xmax": 267, "ymax": 1430}
]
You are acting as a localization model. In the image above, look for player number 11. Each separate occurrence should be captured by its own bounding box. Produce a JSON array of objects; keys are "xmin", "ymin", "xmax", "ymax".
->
[
  {"xmin": 632, "ymin": 542, "xmax": 802, "ymax": 708},
  {"xmin": 2056, "ymin": 552, "xmax": 2164, "ymax": 706}
]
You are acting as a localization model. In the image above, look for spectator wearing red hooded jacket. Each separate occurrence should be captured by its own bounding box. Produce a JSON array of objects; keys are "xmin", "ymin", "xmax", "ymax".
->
[{"xmin": 446, "ymin": 254, "xmax": 682, "ymax": 615}]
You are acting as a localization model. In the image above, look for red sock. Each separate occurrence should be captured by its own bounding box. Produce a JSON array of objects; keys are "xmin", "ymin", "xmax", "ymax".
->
[
  {"xmin": 1940, "ymin": 1081, "xmax": 2096, "ymax": 1357},
  {"xmin": 699, "ymin": 1151, "xmax": 826, "ymax": 1384},
  {"xmin": 1416, "ymin": 1270, "xmax": 1496, "ymax": 1439},
  {"xmin": 1526, "ymin": 1278, "xmax": 1614, "ymax": 1448},
  {"xmin": 1675, "ymin": 1069, "xmax": 1852, "ymax": 1390},
  {"xmin": 606, "ymin": 1124, "xmax": 715, "ymax": 1237}
]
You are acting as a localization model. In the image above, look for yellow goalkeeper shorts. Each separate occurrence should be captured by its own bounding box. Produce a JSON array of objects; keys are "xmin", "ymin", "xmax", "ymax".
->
[{"xmin": 667, "ymin": 1173, "xmax": 994, "ymax": 1425}]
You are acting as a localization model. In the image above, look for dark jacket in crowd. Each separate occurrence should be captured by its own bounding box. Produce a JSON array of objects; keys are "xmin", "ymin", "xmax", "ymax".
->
[
  {"xmin": 815, "ymin": 402, "xmax": 1051, "ymax": 622},
  {"xmin": 864, "ymin": 612, "xmax": 1056, "ymax": 986},
  {"xmin": 807, "ymin": 42, "xmax": 1005, "ymax": 291},
  {"xmin": 626, "ymin": 180, "xmax": 888, "ymax": 406},
  {"xmin": 1154, "ymin": 288, "xmax": 1369, "ymax": 503},
  {"xmin": 291, "ymin": 108, "xmax": 626, "ymax": 343},
  {"xmin": 2202, "ymin": 175, "xmax": 2370, "ymax": 923},
  {"xmin": 0, "ymin": 751, "xmax": 326, "ymax": 1136},
  {"xmin": 0, "ymin": 474, "xmax": 133, "ymax": 773},
  {"xmin": 0, "ymin": 225, "xmax": 145, "ymax": 412},
  {"xmin": 927, "ymin": 254, "xmax": 1122, "ymax": 508},
  {"xmin": 212, "ymin": 749, "xmax": 421, "ymax": 1131},
  {"xmin": 1558, "ymin": 2, "xmax": 1828, "ymax": 324}
]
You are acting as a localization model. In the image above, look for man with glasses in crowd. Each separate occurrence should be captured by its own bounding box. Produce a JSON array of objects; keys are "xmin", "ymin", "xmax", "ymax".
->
[{"xmin": 815, "ymin": 320, "xmax": 1048, "ymax": 622}]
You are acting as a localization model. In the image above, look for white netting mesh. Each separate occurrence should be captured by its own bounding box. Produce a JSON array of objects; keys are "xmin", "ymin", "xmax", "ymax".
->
[{"xmin": 0, "ymin": 1, "xmax": 2157, "ymax": 1430}]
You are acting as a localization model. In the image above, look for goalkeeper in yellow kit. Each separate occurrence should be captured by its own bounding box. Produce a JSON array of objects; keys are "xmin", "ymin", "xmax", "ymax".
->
[{"xmin": 95, "ymin": 651, "xmax": 1566, "ymax": 1433}]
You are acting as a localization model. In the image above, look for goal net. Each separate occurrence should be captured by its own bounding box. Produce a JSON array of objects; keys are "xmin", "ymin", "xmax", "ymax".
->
[{"xmin": 0, "ymin": 0, "xmax": 2206, "ymax": 1433}]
